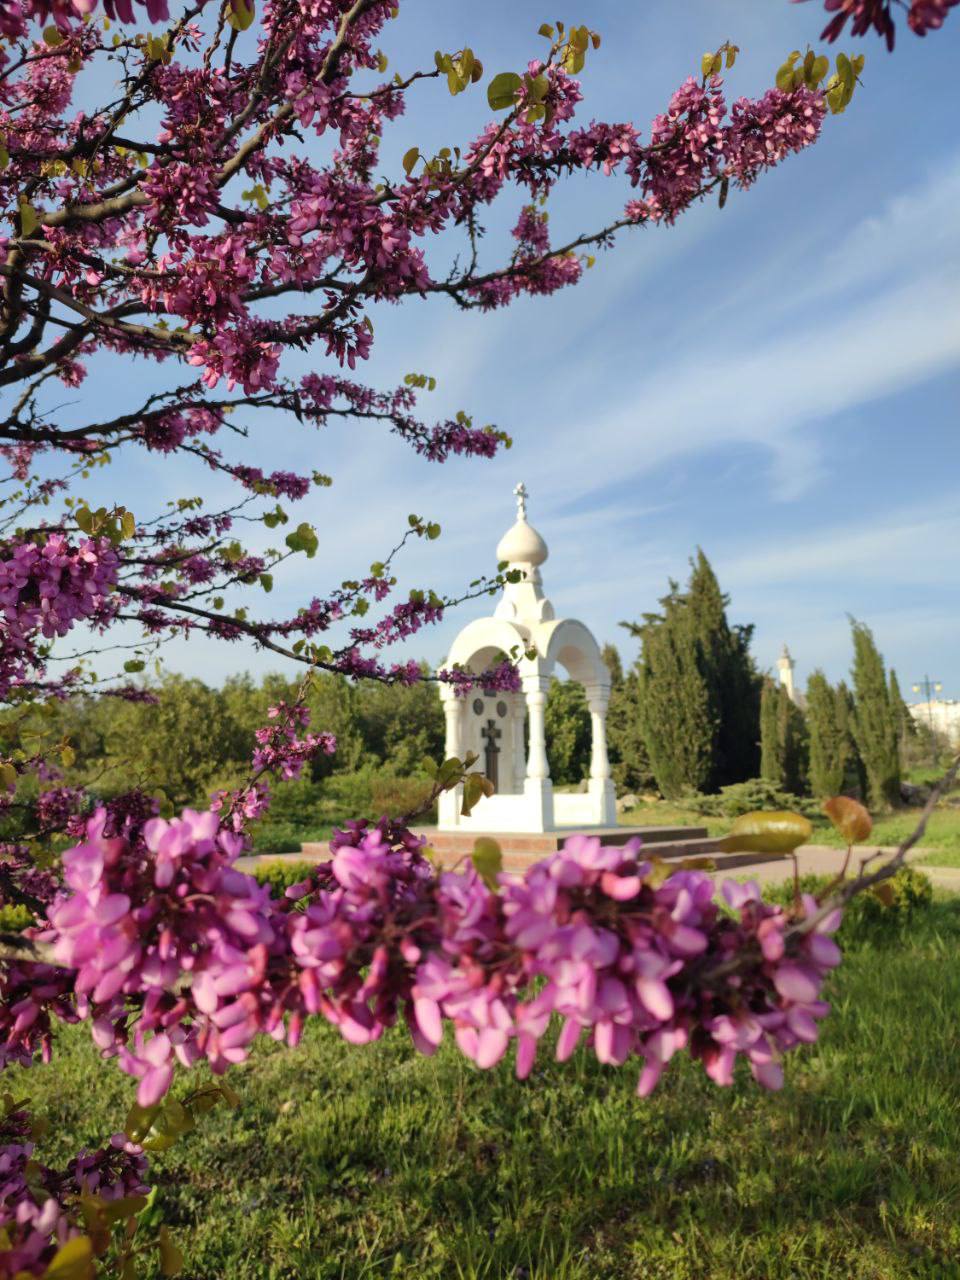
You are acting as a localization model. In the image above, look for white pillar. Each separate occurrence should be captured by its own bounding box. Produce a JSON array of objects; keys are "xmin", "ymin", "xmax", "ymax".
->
[
  {"xmin": 442, "ymin": 694, "xmax": 461, "ymax": 761},
  {"xmin": 586, "ymin": 683, "xmax": 616, "ymax": 827},
  {"xmin": 438, "ymin": 689, "xmax": 463, "ymax": 829},
  {"xmin": 524, "ymin": 682, "xmax": 549, "ymax": 781},
  {"xmin": 587, "ymin": 688, "xmax": 611, "ymax": 781}
]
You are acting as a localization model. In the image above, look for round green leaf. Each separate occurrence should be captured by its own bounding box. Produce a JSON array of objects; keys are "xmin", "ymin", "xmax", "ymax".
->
[
  {"xmin": 717, "ymin": 810, "xmax": 812, "ymax": 855},
  {"xmin": 487, "ymin": 71, "xmax": 522, "ymax": 111}
]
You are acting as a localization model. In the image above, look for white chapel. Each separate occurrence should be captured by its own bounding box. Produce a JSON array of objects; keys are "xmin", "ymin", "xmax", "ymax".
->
[{"xmin": 437, "ymin": 483, "xmax": 616, "ymax": 834}]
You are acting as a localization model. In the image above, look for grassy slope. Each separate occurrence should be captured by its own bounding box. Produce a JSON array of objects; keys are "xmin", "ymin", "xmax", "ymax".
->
[
  {"xmin": 620, "ymin": 801, "xmax": 960, "ymax": 866},
  {"xmin": 19, "ymin": 900, "xmax": 960, "ymax": 1280}
]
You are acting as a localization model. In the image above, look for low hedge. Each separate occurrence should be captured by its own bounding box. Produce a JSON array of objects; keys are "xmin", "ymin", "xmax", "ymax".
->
[
  {"xmin": 252, "ymin": 859, "xmax": 317, "ymax": 897},
  {"xmin": 762, "ymin": 865, "xmax": 933, "ymax": 944}
]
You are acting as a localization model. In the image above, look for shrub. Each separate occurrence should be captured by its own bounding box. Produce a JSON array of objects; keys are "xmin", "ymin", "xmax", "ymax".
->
[
  {"xmin": 687, "ymin": 778, "xmax": 821, "ymax": 820},
  {"xmin": 761, "ymin": 866, "xmax": 933, "ymax": 944},
  {"xmin": 252, "ymin": 860, "xmax": 317, "ymax": 897},
  {"xmin": 369, "ymin": 773, "xmax": 436, "ymax": 822},
  {"xmin": 0, "ymin": 903, "xmax": 32, "ymax": 933},
  {"xmin": 250, "ymin": 824, "xmax": 309, "ymax": 855}
]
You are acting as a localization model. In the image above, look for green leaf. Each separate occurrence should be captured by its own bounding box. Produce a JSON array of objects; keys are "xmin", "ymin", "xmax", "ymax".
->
[
  {"xmin": 19, "ymin": 200, "xmax": 39, "ymax": 237},
  {"xmin": 123, "ymin": 659, "xmax": 145, "ymax": 674},
  {"xmin": 44, "ymin": 1235, "xmax": 94, "ymax": 1280},
  {"xmin": 158, "ymin": 1226, "xmax": 184, "ymax": 1277},
  {"xmin": 120, "ymin": 509, "xmax": 136, "ymax": 540},
  {"xmin": 124, "ymin": 1101, "xmax": 162, "ymax": 1144},
  {"xmin": 538, "ymin": 22, "xmax": 554, "ymax": 38},
  {"xmin": 716, "ymin": 810, "xmax": 812, "ymax": 855},
  {"xmin": 471, "ymin": 837, "xmax": 503, "ymax": 890},
  {"xmin": 461, "ymin": 772, "xmax": 485, "ymax": 817},
  {"xmin": 438, "ymin": 756, "xmax": 464, "ymax": 789},
  {"xmin": 402, "ymin": 146, "xmax": 420, "ymax": 176},
  {"xmin": 487, "ymin": 71, "xmax": 522, "ymax": 111},
  {"xmin": 226, "ymin": 0, "xmax": 255, "ymax": 30},
  {"xmin": 80, "ymin": 1193, "xmax": 148, "ymax": 1226},
  {"xmin": 218, "ymin": 1081, "xmax": 241, "ymax": 1108},
  {"xmin": 259, "ymin": 573, "xmax": 273, "ymax": 593},
  {"xmin": 461, "ymin": 772, "xmax": 495, "ymax": 818},
  {"xmin": 285, "ymin": 523, "xmax": 319, "ymax": 558},
  {"xmin": 60, "ymin": 744, "xmax": 76, "ymax": 768},
  {"xmin": 42, "ymin": 24, "xmax": 64, "ymax": 46},
  {"xmin": 809, "ymin": 53, "xmax": 829, "ymax": 86}
]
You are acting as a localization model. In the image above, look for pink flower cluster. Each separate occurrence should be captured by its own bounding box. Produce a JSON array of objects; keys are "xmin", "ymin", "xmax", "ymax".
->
[
  {"xmin": 44, "ymin": 807, "xmax": 274, "ymax": 1105},
  {"xmin": 0, "ymin": 1102, "xmax": 149, "ymax": 1280},
  {"xmin": 802, "ymin": 0, "xmax": 957, "ymax": 47},
  {"xmin": 17, "ymin": 813, "xmax": 842, "ymax": 1108},
  {"xmin": 250, "ymin": 702, "xmax": 336, "ymax": 782},
  {"xmin": 0, "ymin": 535, "xmax": 118, "ymax": 698}
]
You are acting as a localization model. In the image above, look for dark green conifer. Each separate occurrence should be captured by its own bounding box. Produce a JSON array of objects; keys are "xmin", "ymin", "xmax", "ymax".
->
[
  {"xmin": 806, "ymin": 669, "xmax": 844, "ymax": 797},
  {"xmin": 850, "ymin": 619, "xmax": 901, "ymax": 809}
]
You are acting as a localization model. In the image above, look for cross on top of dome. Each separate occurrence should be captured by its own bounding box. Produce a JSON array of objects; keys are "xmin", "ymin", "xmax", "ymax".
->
[{"xmin": 496, "ymin": 481, "xmax": 548, "ymax": 570}]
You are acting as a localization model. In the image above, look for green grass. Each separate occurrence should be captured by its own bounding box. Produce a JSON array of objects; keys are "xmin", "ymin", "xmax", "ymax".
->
[
  {"xmin": 620, "ymin": 799, "xmax": 960, "ymax": 862},
  {"xmin": 917, "ymin": 846, "xmax": 960, "ymax": 870},
  {"xmin": 19, "ymin": 898, "xmax": 960, "ymax": 1279}
]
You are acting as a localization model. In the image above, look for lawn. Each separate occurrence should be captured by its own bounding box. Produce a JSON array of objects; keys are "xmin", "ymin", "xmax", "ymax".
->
[
  {"xmin": 619, "ymin": 799, "xmax": 960, "ymax": 867},
  {"xmin": 18, "ymin": 897, "xmax": 960, "ymax": 1279}
]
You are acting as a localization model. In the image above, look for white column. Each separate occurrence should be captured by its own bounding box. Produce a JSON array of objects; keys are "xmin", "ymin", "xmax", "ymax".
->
[
  {"xmin": 586, "ymin": 684, "xmax": 616, "ymax": 827},
  {"xmin": 438, "ymin": 690, "xmax": 463, "ymax": 830},
  {"xmin": 587, "ymin": 688, "xmax": 611, "ymax": 781},
  {"xmin": 442, "ymin": 694, "xmax": 461, "ymax": 761},
  {"xmin": 525, "ymin": 683, "xmax": 549, "ymax": 781}
]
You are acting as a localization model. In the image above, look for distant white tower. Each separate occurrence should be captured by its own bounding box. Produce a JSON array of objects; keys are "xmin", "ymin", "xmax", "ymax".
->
[{"xmin": 777, "ymin": 643, "xmax": 796, "ymax": 703}]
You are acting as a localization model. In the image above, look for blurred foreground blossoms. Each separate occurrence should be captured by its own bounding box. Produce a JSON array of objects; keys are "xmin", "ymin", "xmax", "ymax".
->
[{"xmin": 17, "ymin": 813, "xmax": 841, "ymax": 1106}]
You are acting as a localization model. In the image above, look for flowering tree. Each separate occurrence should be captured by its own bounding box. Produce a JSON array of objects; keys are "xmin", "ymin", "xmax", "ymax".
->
[{"xmin": 0, "ymin": 0, "xmax": 952, "ymax": 1273}]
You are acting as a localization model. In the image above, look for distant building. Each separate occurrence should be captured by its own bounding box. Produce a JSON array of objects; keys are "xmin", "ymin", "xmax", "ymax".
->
[
  {"xmin": 777, "ymin": 644, "xmax": 806, "ymax": 710},
  {"xmin": 909, "ymin": 698, "xmax": 960, "ymax": 745}
]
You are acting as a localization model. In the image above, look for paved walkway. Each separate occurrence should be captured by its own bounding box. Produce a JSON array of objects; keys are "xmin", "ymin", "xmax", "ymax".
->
[
  {"xmin": 240, "ymin": 842, "xmax": 960, "ymax": 892},
  {"xmin": 713, "ymin": 843, "xmax": 960, "ymax": 892}
]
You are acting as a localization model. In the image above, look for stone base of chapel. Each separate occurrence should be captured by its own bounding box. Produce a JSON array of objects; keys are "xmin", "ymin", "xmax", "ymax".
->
[{"xmin": 298, "ymin": 824, "xmax": 785, "ymax": 876}]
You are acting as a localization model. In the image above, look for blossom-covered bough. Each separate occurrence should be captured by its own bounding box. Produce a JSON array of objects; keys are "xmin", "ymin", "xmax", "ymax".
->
[{"xmin": 0, "ymin": 0, "xmax": 952, "ymax": 1273}]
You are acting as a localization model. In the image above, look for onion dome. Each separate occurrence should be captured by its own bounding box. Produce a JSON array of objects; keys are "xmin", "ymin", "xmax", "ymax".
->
[{"xmin": 496, "ymin": 482, "xmax": 548, "ymax": 567}]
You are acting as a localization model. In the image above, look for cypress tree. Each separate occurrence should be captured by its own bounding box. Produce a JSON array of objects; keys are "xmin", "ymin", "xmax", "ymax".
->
[
  {"xmin": 759, "ymin": 678, "xmax": 807, "ymax": 793},
  {"xmin": 806, "ymin": 669, "xmax": 844, "ymax": 797},
  {"xmin": 607, "ymin": 669, "xmax": 655, "ymax": 795},
  {"xmin": 684, "ymin": 550, "xmax": 761, "ymax": 787},
  {"xmin": 835, "ymin": 680, "xmax": 867, "ymax": 798},
  {"xmin": 631, "ymin": 584, "xmax": 714, "ymax": 798},
  {"xmin": 601, "ymin": 642, "xmax": 624, "ymax": 687},
  {"xmin": 602, "ymin": 644, "xmax": 654, "ymax": 795},
  {"xmin": 850, "ymin": 619, "xmax": 901, "ymax": 809},
  {"xmin": 760, "ymin": 678, "xmax": 783, "ymax": 784},
  {"xmin": 888, "ymin": 668, "xmax": 916, "ymax": 746},
  {"xmin": 623, "ymin": 552, "xmax": 759, "ymax": 798},
  {"xmin": 781, "ymin": 689, "xmax": 809, "ymax": 794}
]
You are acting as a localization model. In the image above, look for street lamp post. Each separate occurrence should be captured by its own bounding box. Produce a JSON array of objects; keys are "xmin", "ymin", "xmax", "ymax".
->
[{"xmin": 911, "ymin": 675, "xmax": 943, "ymax": 765}]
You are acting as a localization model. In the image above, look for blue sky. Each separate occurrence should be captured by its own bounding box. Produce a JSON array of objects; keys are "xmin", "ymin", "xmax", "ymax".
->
[{"xmin": 61, "ymin": 1, "xmax": 960, "ymax": 697}]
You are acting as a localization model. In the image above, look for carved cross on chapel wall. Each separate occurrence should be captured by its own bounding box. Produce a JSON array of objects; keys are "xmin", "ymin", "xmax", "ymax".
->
[{"xmin": 481, "ymin": 718, "xmax": 501, "ymax": 791}]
